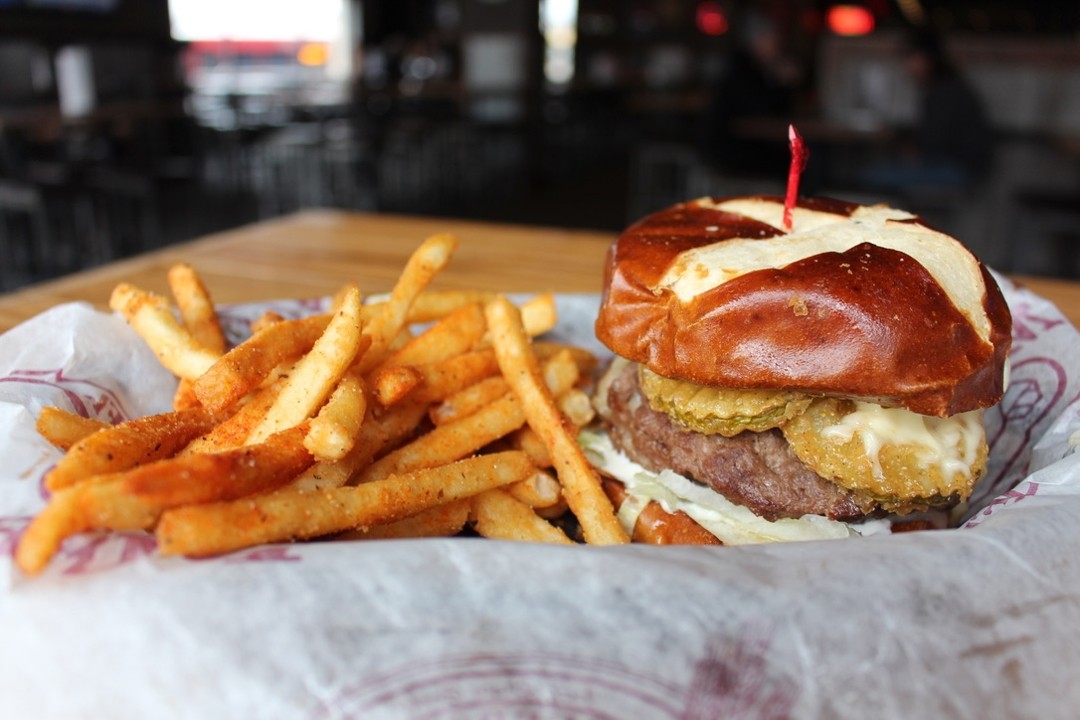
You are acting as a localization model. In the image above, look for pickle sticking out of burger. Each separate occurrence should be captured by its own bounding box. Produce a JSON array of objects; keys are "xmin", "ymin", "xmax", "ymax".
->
[{"xmin": 584, "ymin": 191, "xmax": 1012, "ymax": 545}]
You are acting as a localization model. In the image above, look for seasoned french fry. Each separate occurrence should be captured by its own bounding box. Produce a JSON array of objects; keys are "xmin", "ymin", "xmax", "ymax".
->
[
  {"xmin": 250, "ymin": 310, "xmax": 288, "ymax": 334},
  {"xmin": 354, "ymin": 233, "xmax": 458, "ymax": 374},
  {"xmin": 247, "ymin": 287, "xmax": 368, "ymax": 443},
  {"xmin": 330, "ymin": 281, "xmax": 361, "ymax": 313},
  {"xmin": 35, "ymin": 407, "xmax": 110, "ymax": 451},
  {"xmin": 15, "ymin": 425, "xmax": 313, "ymax": 575},
  {"xmin": 20, "ymin": 230, "xmax": 634, "ymax": 576},
  {"xmin": 172, "ymin": 378, "xmax": 201, "ymax": 411},
  {"xmin": 193, "ymin": 314, "xmax": 331, "ymax": 414},
  {"xmin": 109, "ymin": 283, "xmax": 220, "ymax": 380},
  {"xmin": 156, "ymin": 450, "xmax": 534, "ymax": 557},
  {"xmin": 374, "ymin": 348, "xmax": 501, "ymax": 410},
  {"xmin": 371, "ymin": 365, "xmax": 423, "ymax": 407},
  {"xmin": 405, "ymin": 349, "xmax": 502, "ymax": 404},
  {"xmin": 336, "ymin": 499, "xmax": 471, "ymax": 541},
  {"xmin": 429, "ymin": 376, "xmax": 510, "ymax": 426},
  {"xmin": 541, "ymin": 349, "xmax": 581, "ymax": 395},
  {"xmin": 376, "ymin": 302, "xmax": 486, "ymax": 370},
  {"xmin": 15, "ymin": 480, "xmax": 155, "ymax": 576},
  {"xmin": 508, "ymin": 426, "xmax": 553, "ymax": 467},
  {"xmin": 558, "ymin": 388, "xmax": 596, "ymax": 428},
  {"xmin": 361, "ymin": 289, "xmax": 495, "ymax": 325},
  {"xmin": 122, "ymin": 424, "xmax": 313, "ymax": 507},
  {"xmin": 182, "ymin": 380, "xmax": 282, "ymax": 454},
  {"xmin": 532, "ymin": 341, "xmax": 599, "ymax": 375},
  {"xmin": 304, "ymin": 374, "xmax": 368, "ymax": 462},
  {"xmin": 485, "ymin": 296, "xmax": 628, "ymax": 545},
  {"xmin": 472, "ymin": 489, "xmax": 573, "ymax": 545},
  {"xmin": 44, "ymin": 407, "xmax": 217, "ymax": 491},
  {"xmin": 506, "ymin": 469, "xmax": 563, "ymax": 509},
  {"xmin": 167, "ymin": 263, "xmax": 227, "ymax": 354},
  {"xmin": 289, "ymin": 398, "xmax": 428, "ymax": 492},
  {"xmin": 519, "ymin": 292, "xmax": 558, "ymax": 337},
  {"xmin": 357, "ymin": 393, "xmax": 526, "ymax": 484}
]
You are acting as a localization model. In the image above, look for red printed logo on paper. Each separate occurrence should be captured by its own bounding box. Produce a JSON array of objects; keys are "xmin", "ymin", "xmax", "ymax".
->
[
  {"xmin": 312, "ymin": 626, "xmax": 795, "ymax": 719},
  {"xmin": 0, "ymin": 368, "xmax": 130, "ymax": 425}
]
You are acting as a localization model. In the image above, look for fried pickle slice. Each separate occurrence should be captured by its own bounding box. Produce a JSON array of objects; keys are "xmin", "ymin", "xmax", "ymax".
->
[
  {"xmin": 781, "ymin": 398, "xmax": 987, "ymax": 512},
  {"xmin": 638, "ymin": 366, "xmax": 812, "ymax": 437}
]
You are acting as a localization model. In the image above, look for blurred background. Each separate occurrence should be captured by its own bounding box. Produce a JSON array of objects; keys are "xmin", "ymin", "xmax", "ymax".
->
[{"xmin": 0, "ymin": 0, "xmax": 1078, "ymax": 292}]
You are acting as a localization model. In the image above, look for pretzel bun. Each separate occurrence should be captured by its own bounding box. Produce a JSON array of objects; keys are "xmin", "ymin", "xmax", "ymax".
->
[{"xmin": 595, "ymin": 196, "xmax": 1011, "ymax": 417}]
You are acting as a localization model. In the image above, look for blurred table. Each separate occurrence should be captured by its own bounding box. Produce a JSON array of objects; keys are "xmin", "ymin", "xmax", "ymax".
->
[
  {"xmin": 0, "ymin": 210, "xmax": 1076, "ymax": 333},
  {"xmin": 0, "ymin": 210, "xmax": 612, "ymax": 333}
]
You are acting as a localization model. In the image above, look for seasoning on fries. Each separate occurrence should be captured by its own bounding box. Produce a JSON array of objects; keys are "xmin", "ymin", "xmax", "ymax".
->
[{"xmin": 15, "ymin": 232, "xmax": 628, "ymax": 577}]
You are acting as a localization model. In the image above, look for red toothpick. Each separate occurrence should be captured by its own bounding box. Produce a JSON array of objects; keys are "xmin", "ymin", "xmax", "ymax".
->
[{"xmin": 783, "ymin": 124, "xmax": 809, "ymax": 232}]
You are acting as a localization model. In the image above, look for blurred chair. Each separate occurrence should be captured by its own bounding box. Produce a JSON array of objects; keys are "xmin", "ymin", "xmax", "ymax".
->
[
  {"xmin": 0, "ymin": 179, "xmax": 51, "ymax": 290},
  {"xmin": 627, "ymin": 143, "xmax": 704, "ymax": 222},
  {"xmin": 1010, "ymin": 188, "xmax": 1080, "ymax": 277}
]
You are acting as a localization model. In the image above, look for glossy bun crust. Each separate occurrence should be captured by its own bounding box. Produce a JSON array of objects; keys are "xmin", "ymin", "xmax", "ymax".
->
[{"xmin": 595, "ymin": 196, "xmax": 1012, "ymax": 417}]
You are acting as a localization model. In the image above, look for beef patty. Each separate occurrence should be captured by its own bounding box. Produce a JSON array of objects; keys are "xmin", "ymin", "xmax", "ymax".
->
[{"xmin": 599, "ymin": 361, "xmax": 879, "ymax": 522}]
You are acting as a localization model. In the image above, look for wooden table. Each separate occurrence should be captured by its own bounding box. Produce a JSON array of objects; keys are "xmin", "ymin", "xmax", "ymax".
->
[{"xmin": 0, "ymin": 209, "xmax": 1077, "ymax": 333}]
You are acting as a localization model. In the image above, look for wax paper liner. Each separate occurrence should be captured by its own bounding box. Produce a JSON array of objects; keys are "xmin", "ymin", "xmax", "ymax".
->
[{"xmin": 0, "ymin": 282, "xmax": 1078, "ymax": 720}]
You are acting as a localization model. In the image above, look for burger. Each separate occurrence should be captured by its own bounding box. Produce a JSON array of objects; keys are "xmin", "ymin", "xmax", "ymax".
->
[{"xmin": 583, "ymin": 195, "xmax": 1012, "ymax": 545}]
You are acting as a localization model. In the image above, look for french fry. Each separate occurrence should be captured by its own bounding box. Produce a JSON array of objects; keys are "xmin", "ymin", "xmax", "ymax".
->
[
  {"xmin": 485, "ymin": 296, "xmax": 628, "ymax": 545},
  {"xmin": 304, "ymin": 374, "xmax": 368, "ymax": 462},
  {"xmin": 44, "ymin": 407, "xmax": 217, "ymax": 491},
  {"xmin": 541, "ymin": 349, "xmax": 581, "ymax": 395},
  {"xmin": 182, "ymin": 380, "xmax": 282, "ymax": 454},
  {"xmin": 375, "ymin": 349, "xmax": 501, "ymax": 409},
  {"xmin": 471, "ymin": 489, "xmax": 574, "ymax": 544},
  {"xmin": 429, "ymin": 376, "xmax": 510, "ymax": 426},
  {"xmin": 122, "ymin": 424, "xmax": 313, "ymax": 507},
  {"xmin": 532, "ymin": 341, "xmax": 599, "ymax": 375},
  {"xmin": 519, "ymin": 292, "xmax": 558, "ymax": 337},
  {"xmin": 35, "ymin": 407, "xmax": 110, "ymax": 451},
  {"xmin": 558, "ymin": 388, "xmax": 596, "ymax": 428},
  {"xmin": 354, "ymin": 233, "xmax": 458, "ymax": 374},
  {"xmin": 330, "ymin": 281, "xmax": 361, "ymax": 313},
  {"xmin": 405, "ymin": 349, "xmax": 502, "ymax": 404},
  {"xmin": 156, "ymin": 450, "xmax": 534, "ymax": 557},
  {"xmin": 20, "ymin": 235, "xmax": 636, "ymax": 575},
  {"xmin": 15, "ymin": 480, "xmax": 156, "ymax": 575},
  {"xmin": 336, "ymin": 499, "xmax": 471, "ymax": 541},
  {"xmin": 250, "ymin": 310, "xmax": 288, "ymax": 334},
  {"xmin": 371, "ymin": 365, "xmax": 423, "ymax": 407},
  {"xmin": 167, "ymin": 263, "xmax": 227, "ymax": 354},
  {"xmin": 109, "ymin": 283, "xmax": 221, "ymax": 380},
  {"xmin": 361, "ymin": 289, "xmax": 495, "ymax": 325},
  {"xmin": 508, "ymin": 426, "xmax": 553, "ymax": 467},
  {"xmin": 356, "ymin": 393, "xmax": 526, "ymax": 484},
  {"xmin": 247, "ymin": 287, "xmax": 368, "ymax": 444},
  {"xmin": 376, "ymin": 302, "xmax": 486, "ymax": 370},
  {"xmin": 15, "ymin": 425, "xmax": 313, "ymax": 575},
  {"xmin": 193, "ymin": 314, "xmax": 331, "ymax": 414},
  {"xmin": 506, "ymin": 469, "xmax": 563, "ymax": 509},
  {"xmin": 172, "ymin": 378, "xmax": 201, "ymax": 411},
  {"xmin": 289, "ymin": 399, "xmax": 428, "ymax": 491}
]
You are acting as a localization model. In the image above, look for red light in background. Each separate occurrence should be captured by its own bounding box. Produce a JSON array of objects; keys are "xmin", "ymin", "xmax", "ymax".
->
[
  {"xmin": 827, "ymin": 5, "xmax": 876, "ymax": 35},
  {"xmin": 696, "ymin": 1, "xmax": 729, "ymax": 36}
]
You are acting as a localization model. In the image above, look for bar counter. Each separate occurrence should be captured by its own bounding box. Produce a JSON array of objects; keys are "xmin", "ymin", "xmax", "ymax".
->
[{"xmin": 0, "ymin": 209, "xmax": 1077, "ymax": 332}]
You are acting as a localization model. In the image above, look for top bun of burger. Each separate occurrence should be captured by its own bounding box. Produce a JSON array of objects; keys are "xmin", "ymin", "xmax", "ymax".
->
[
  {"xmin": 595, "ymin": 195, "xmax": 1011, "ymax": 418},
  {"xmin": 587, "ymin": 195, "xmax": 1013, "ymax": 545}
]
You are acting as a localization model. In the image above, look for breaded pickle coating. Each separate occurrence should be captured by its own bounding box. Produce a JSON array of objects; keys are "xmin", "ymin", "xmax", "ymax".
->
[
  {"xmin": 639, "ymin": 366, "xmax": 813, "ymax": 437},
  {"xmin": 781, "ymin": 398, "xmax": 987, "ymax": 511}
]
